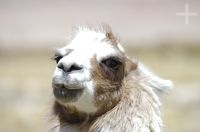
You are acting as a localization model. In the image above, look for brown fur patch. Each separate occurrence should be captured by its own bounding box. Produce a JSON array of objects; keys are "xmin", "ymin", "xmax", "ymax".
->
[
  {"xmin": 53, "ymin": 101, "xmax": 91, "ymax": 124},
  {"xmin": 90, "ymin": 55, "xmax": 125, "ymax": 116}
]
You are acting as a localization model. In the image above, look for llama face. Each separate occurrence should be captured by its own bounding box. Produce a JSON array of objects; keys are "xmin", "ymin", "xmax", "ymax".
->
[{"xmin": 52, "ymin": 27, "xmax": 125, "ymax": 113}]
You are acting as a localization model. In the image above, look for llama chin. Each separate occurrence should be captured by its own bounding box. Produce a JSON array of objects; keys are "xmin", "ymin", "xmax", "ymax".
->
[{"xmin": 51, "ymin": 24, "xmax": 172, "ymax": 132}]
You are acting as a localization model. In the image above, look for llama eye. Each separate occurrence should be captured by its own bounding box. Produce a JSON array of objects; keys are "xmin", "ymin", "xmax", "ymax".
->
[
  {"xmin": 102, "ymin": 57, "xmax": 121, "ymax": 70},
  {"xmin": 52, "ymin": 55, "xmax": 63, "ymax": 63}
]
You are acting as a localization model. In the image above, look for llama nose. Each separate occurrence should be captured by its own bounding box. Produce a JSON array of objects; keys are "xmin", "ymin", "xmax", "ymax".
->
[{"xmin": 57, "ymin": 63, "xmax": 83, "ymax": 73}]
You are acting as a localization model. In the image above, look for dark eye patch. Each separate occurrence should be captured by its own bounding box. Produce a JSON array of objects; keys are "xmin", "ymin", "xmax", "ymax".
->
[{"xmin": 102, "ymin": 57, "xmax": 122, "ymax": 70}]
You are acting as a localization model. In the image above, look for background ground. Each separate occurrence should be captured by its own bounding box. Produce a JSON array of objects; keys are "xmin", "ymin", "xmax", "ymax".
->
[{"xmin": 0, "ymin": 44, "xmax": 200, "ymax": 132}]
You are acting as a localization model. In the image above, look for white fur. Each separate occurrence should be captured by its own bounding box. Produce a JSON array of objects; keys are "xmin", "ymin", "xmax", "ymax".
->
[
  {"xmin": 95, "ymin": 42, "xmax": 123, "ymax": 62},
  {"xmin": 65, "ymin": 30, "xmax": 123, "ymax": 63},
  {"xmin": 68, "ymin": 81, "xmax": 97, "ymax": 113}
]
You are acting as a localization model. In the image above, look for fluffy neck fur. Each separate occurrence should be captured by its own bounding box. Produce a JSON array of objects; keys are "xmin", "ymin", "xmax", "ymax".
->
[
  {"xmin": 51, "ymin": 70, "xmax": 163, "ymax": 132},
  {"xmin": 89, "ymin": 73, "xmax": 162, "ymax": 132}
]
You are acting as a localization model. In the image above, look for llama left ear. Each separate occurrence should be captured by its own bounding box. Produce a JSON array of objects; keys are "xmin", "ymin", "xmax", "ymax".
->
[
  {"xmin": 125, "ymin": 57, "xmax": 173, "ymax": 93},
  {"xmin": 135, "ymin": 62, "xmax": 173, "ymax": 93}
]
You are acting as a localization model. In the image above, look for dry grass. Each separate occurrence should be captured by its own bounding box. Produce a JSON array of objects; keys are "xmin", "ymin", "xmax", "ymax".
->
[{"xmin": 0, "ymin": 45, "xmax": 200, "ymax": 132}]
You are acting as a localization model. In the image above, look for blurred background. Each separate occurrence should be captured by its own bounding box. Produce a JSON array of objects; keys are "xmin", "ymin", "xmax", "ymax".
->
[{"xmin": 0, "ymin": 0, "xmax": 200, "ymax": 132}]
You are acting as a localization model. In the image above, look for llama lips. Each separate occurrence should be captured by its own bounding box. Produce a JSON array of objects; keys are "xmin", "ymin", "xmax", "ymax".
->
[{"xmin": 53, "ymin": 85, "xmax": 83, "ymax": 102}]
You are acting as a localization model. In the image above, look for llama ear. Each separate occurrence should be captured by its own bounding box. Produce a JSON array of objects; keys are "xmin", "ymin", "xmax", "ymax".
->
[
  {"xmin": 136, "ymin": 62, "xmax": 173, "ymax": 93},
  {"xmin": 125, "ymin": 57, "xmax": 173, "ymax": 93}
]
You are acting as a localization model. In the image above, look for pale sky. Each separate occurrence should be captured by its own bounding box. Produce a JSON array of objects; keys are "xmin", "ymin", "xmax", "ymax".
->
[{"xmin": 0, "ymin": 0, "xmax": 199, "ymax": 48}]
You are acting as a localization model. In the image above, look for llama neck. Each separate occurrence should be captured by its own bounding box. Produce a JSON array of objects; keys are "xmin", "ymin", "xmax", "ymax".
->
[
  {"xmin": 52, "ymin": 101, "xmax": 94, "ymax": 132},
  {"xmin": 89, "ymin": 78, "xmax": 162, "ymax": 132},
  {"xmin": 52, "ymin": 99, "xmax": 121, "ymax": 132},
  {"xmin": 53, "ymin": 101, "xmax": 93, "ymax": 124}
]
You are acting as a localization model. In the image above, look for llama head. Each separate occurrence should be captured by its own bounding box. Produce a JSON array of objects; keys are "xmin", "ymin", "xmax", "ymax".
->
[
  {"xmin": 52, "ymin": 25, "xmax": 172, "ymax": 117},
  {"xmin": 52, "ymin": 25, "xmax": 135, "ymax": 114}
]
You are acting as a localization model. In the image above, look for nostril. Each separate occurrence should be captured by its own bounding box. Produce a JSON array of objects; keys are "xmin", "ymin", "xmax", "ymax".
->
[
  {"xmin": 57, "ymin": 63, "xmax": 83, "ymax": 73},
  {"xmin": 57, "ymin": 63, "xmax": 64, "ymax": 70},
  {"xmin": 67, "ymin": 64, "xmax": 83, "ymax": 72}
]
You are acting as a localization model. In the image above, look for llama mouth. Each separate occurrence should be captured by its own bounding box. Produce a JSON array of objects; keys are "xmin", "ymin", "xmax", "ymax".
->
[{"xmin": 53, "ymin": 85, "xmax": 83, "ymax": 102}]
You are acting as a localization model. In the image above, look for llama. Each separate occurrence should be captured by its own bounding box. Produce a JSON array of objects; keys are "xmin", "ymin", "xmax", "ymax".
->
[{"xmin": 51, "ymin": 25, "xmax": 172, "ymax": 132}]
